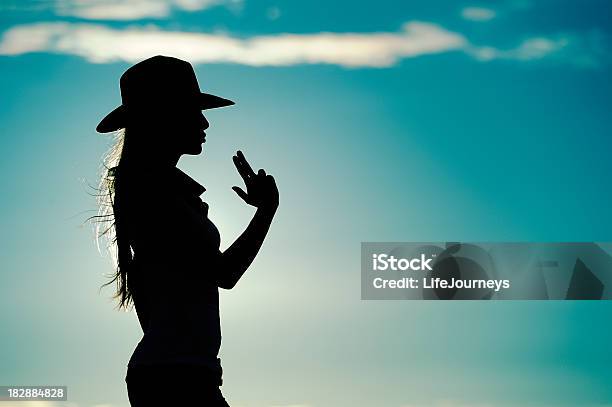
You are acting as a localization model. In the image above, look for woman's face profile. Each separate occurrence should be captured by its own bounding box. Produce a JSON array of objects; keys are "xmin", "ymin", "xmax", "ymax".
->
[
  {"xmin": 144, "ymin": 103, "xmax": 210, "ymax": 156},
  {"xmin": 173, "ymin": 106, "xmax": 210, "ymax": 156}
]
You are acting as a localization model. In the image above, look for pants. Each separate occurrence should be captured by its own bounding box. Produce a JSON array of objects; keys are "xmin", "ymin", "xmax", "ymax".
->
[{"xmin": 126, "ymin": 364, "xmax": 230, "ymax": 406}]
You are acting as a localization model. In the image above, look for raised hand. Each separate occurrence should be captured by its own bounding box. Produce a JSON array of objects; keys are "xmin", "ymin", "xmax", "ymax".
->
[{"xmin": 232, "ymin": 150, "xmax": 279, "ymax": 211}]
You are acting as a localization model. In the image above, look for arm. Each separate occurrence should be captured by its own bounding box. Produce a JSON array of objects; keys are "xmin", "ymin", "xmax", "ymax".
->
[{"xmin": 216, "ymin": 150, "xmax": 279, "ymax": 289}]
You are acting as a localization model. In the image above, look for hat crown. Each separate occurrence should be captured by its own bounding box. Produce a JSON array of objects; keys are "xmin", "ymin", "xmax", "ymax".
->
[
  {"xmin": 119, "ymin": 55, "xmax": 201, "ymax": 108},
  {"xmin": 96, "ymin": 55, "xmax": 234, "ymax": 133}
]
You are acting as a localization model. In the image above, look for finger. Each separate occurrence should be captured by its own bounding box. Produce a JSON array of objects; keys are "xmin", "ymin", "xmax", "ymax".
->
[
  {"xmin": 232, "ymin": 186, "xmax": 249, "ymax": 202},
  {"xmin": 233, "ymin": 155, "xmax": 251, "ymax": 181},
  {"xmin": 237, "ymin": 150, "xmax": 256, "ymax": 178},
  {"xmin": 233, "ymin": 153, "xmax": 251, "ymax": 179},
  {"xmin": 237, "ymin": 151, "xmax": 255, "ymax": 177},
  {"xmin": 266, "ymin": 174, "xmax": 277, "ymax": 187}
]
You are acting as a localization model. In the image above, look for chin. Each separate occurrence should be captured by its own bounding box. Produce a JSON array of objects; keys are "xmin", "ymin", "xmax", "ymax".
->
[{"xmin": 184, "ymin": 145, "xmax": 203, "ymax": 155}]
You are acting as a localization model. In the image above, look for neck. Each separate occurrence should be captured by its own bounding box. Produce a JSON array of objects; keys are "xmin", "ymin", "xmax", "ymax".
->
[
  {"xmin": 121, "ymin": 148, "xmax": 181, "ymax": 171},
  {"xmin": 161, "ymin": 152, "xmax": 181, "ymax": 168},
  {"xmin": 142, "ymin": 143, "xmax": 181, "ymax": 168},
  {"xmin": 121, "ymin": 126, "xmax": 182, "ymax": 169}
]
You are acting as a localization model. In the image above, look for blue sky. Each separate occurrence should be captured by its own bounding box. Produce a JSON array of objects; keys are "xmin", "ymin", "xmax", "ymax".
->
[{"xmin": 1, "ymin": 1, "xmax": 612, "ymax": 407}]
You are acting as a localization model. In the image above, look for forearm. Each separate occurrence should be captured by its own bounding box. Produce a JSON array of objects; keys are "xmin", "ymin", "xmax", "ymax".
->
[{"xmin": 218, "ymin": 205, "xmax": 277, "ymax": 288}]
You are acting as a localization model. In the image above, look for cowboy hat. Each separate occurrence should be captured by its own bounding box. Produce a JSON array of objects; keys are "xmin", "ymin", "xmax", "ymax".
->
[{"xmin": 96, "ymin": 55, "xmax": 234, "ymax": 133}]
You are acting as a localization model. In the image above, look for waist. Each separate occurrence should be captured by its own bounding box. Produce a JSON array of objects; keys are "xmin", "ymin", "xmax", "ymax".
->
[
  {"xmin": 129, "ymin": 327, "xmax": 222, "ymax": 365},
  {"xmin": 126, "ymin": 359, "xmax": 223, "ymax": 386}
]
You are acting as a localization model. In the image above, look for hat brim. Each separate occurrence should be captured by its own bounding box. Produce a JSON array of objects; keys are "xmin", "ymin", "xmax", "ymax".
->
[{"xmin": 96, "ymin": 92, "xmax": 234, "ymax": 133}]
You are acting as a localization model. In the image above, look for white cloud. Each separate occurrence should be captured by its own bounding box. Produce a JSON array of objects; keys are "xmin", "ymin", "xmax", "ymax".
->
[
  {"xmin": 461, "ymin": 7, "xmax": 496, "ymax": 22},
  {"xmin": 469, "ymin": 36, "xmax": 570, "ymax": 61},
  {"xmin": 0, "ymin": 21, "xmax": 601, "ymax": 68},
  {"xmin": 54, "ymin": 0, "xmax": 237, "ymax": 20},
  {"xmin": 473, "ymin": 34, "xmax": 610, "ymax": 68},
  {"xmin": 0, "ymin": 21, "xmax": 467, "ymax": 67},
  {"xmin": 503, "ymin": 37, "xmax": 569, "ymax": 60}
]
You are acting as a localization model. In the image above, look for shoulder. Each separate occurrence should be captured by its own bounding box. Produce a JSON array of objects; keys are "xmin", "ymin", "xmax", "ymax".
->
[{"xmin": 115, "ymin": 166, "xmax": 176, "ymax": 213}]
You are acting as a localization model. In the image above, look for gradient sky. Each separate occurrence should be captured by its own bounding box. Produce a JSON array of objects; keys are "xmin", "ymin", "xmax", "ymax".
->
[{"xmin": 1, "ymin": 1, "xmax": 612, "ymax": 407}]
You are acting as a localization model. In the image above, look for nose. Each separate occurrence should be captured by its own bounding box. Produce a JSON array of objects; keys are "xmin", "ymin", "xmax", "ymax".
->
[{"xmin": 201, "ymin": 113, "xmax": 209, "ymax": 131}]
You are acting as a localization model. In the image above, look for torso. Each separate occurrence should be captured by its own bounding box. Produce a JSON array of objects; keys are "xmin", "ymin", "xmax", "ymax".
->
[{"xmin": 118, "ymin": 166, "xmax": 223, "ymax": 372}]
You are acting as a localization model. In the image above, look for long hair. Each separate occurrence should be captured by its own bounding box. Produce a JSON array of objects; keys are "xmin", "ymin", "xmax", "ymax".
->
[{"xmin": 96, "ymin": 128, "xmax": 136, "ymax": 309}]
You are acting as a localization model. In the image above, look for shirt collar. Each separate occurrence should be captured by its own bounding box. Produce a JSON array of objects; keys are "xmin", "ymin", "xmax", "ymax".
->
[{"xmin": 169, "ymin": 166, "xmax": 206, "ymax": 197}]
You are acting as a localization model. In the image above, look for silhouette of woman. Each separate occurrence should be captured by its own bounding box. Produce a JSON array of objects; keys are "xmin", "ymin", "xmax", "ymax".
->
[{"xmin": 95, "ymin": 56, "xmax": 279, "ymax": 406}]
